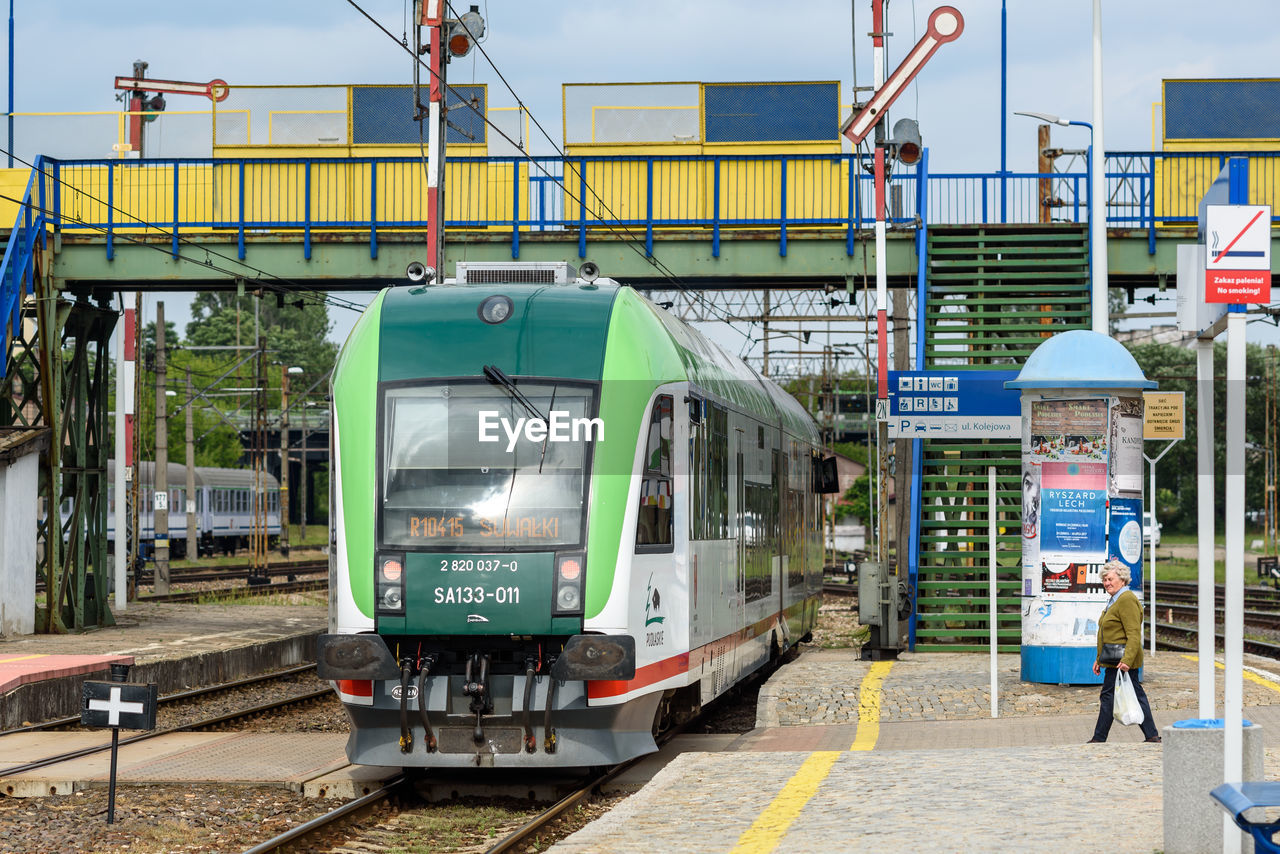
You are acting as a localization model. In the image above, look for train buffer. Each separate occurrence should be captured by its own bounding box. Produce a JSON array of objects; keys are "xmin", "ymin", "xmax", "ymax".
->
[
  {"xmin": 1210, "ymin": 782, "xmax": 1280, "ymax": 853},
  {"xmin": 1258, "ymin": 556, "xmax": 1280, "ymax": 588}
]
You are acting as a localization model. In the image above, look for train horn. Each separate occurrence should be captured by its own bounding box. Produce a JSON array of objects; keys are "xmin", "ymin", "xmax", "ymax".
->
[
  {"xmin": 406, "ymin": 261, "xmax": 435, "ymax": 283},
  {"xmin": 579, "ymin": 261, "xmax": 600, "ymax": 283}
]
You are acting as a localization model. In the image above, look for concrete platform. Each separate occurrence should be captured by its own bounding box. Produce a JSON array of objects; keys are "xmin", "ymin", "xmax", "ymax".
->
[
  {"xmin": 0, "ymin": 653, "xmax": 134, "ymax": 695},
  {"xmin": 0, "ymin": 732, "xmax": 357, "ymax": 797},
  {"xmin": 0, "ymin": 601, "xmax": 325, "ymax": 729},
  {"xmin": 550, "ymin": 650, "xmax": 1280, "ymax": 853}
]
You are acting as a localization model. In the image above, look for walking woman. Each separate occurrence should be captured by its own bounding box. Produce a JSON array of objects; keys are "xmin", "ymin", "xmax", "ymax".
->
[{"xmin": 1088, "ymin": 560, "xmax": 1162, "ymax": 743}]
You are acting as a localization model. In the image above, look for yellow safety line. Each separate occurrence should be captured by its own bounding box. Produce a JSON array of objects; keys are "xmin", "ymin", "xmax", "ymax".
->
[
  {"xmin": 1181, "ymin": 653, "xmax": 1280, "ymax": 694},
  {"xmin": 850, "ymin": 660, "xmax": 893, "ymax": 750},
  {"xmin": 729, "ymin": 750, "xmax": 841, "ymax": 854},
  {"xmin": 0, "ymin": 654, "xmax": 46, "ymax": 663},
  {"xmin": 729, "ymin": 661, "xmax": 894, "ymax": 854}
]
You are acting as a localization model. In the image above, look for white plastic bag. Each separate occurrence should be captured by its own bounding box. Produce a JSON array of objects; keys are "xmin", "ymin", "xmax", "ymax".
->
[{"xmin": 1113, "ymin": 670, "xmax": 1145, "ymax": 726}]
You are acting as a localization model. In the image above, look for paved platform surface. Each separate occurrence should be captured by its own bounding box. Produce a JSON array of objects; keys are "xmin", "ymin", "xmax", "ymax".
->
[
  {"xmin": 0, "ymin": 653, "xmax": 134, "ymax": 695},
  {"xmin": 553, "ymin": 649, "xmax": 1280, "ymax": 853},
  {"xmin": 0, "ymin": 732, "xmax": 372, "ymax": 797},
  {"xmin": 0, "ymin": 601, "xmax": 326, "ymax": 666},
  {"xmin": 0, "ymin": 601, "xmax": 326, "ymax": 727}
]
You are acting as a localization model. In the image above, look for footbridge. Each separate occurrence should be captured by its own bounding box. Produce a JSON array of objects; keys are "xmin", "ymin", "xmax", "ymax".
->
[{"xmin": 6, "ymin": 141, "xmax": 1279, "ymax": 638}]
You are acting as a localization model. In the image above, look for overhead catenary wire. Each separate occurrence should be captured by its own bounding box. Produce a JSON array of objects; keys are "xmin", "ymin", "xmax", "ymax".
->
[{"xmin": 343, "ymin": 0, "xmax": 765, "ymax": 345}]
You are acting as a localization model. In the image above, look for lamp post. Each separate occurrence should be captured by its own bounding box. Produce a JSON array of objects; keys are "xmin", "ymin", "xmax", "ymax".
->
[
  {"xmin": 281, "ymin": 366, "xmax": 303, "ymax": 556},
  {"xmin": 1014, "ymin": 111, "xmax": 1101, "ymax": 326}
]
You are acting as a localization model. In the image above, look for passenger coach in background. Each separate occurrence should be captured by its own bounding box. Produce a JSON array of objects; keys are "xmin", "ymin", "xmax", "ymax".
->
[
  {"xmin": 71, "ymin": 461, "xmax": 283, "ymax": 559},
  {"xmin": 319, "ymin": 261, "xmax": 839, "ymax": 769}
]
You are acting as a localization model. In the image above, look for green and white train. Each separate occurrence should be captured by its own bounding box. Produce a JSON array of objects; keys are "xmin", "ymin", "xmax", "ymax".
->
[{"xmin": 318, "ymin": 262, "xmax": 833, "ymax": 769}]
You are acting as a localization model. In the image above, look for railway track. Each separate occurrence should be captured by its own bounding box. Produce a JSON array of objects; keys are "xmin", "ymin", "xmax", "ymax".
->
[
  {"xmin": 33, "ymin": 559, "xmax": 328, "ymax": 594},
  {"xmin": 138, "ymin": 576, "xmax": 329, "ymax": 603},
  {"xmin": 0, "ymin": 664, "xmax": 331, "ymax": 777}
]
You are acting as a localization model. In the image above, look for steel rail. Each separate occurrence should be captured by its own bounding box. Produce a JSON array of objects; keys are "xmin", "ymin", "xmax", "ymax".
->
[
  {"xmin": 240, "ymin": 775, "xmax": 410, "ymax": 854},
  {"xmin": 0, "ymin": 675, "xmax": 332, "ymax": 777}
]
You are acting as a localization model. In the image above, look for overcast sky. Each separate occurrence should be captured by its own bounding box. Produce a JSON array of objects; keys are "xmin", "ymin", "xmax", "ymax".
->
[{"xmin": 14, "ymin": 0, "xmax": 1280, "ymax": 346}]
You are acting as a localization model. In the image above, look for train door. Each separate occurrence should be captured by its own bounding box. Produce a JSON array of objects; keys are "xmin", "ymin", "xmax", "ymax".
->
[{"xmin": 735, "ymin": 432, "xmax": 745, "ymax": 604}]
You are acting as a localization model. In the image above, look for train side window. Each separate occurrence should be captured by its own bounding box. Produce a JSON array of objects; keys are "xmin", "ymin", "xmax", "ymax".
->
[{"xmin": 636, "ymin": 394, "xmax": 673, "ymax": 550}]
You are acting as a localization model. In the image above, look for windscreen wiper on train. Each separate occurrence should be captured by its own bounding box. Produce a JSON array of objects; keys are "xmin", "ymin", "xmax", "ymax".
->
[{"xmin": 482, "ymin": 365, "xmax": 547, "ymax": 423}]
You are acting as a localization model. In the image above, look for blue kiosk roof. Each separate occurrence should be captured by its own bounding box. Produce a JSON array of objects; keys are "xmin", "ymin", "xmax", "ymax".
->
[{"xmin": 1005, "ymin": 330, "xmax": 1157, "ymax": 390}]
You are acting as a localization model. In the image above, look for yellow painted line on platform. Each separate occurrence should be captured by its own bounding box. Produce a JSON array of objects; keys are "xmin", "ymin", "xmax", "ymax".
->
[
  {"xmin": 729, "ymin": 662, "xmax": 894, "ymax": 854},
  {"xmin": 1182, "ymin": 653, "xmax": 1280, "ymax": 695},
  {"xmin": 729, "ymin": 750, "xmax": 841, "ymax": 854},
  {"xmin": 850, "ymin": 660, "xmax": 893, "ymax": 751},
  {"xmin": 0, "ymin": 654, "xmax": 46, "ymax": 664}
]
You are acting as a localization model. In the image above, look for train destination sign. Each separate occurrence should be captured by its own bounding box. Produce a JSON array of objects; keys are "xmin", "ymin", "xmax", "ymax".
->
[{"xmin": 886, "ymin": 370, "xmax": 1020, "ymax": 438}]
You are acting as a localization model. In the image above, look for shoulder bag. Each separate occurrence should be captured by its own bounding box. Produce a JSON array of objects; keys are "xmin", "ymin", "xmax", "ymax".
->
[{"xmin": 1098, "ymin": 643, "xmax": 1125, "ymax": 666}]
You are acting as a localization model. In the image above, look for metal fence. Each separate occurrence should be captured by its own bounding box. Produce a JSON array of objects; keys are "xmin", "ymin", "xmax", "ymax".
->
[{"xmin": 14, "ymin": 151, "xmax": 1280, "ymax": 264}]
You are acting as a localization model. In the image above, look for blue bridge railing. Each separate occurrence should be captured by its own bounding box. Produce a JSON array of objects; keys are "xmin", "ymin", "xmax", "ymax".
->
[{"xmin": 5, "ymin": 149, "xmax": 1279, "ymax": 268}]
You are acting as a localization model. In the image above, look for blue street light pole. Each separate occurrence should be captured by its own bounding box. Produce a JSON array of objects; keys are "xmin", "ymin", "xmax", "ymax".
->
[{"xmin": 1014, "ymin": 110, "xmax": 1095, "ymax": 285}]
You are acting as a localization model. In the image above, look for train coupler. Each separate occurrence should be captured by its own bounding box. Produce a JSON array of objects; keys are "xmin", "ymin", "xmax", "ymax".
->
[{"xmin": 463, "ymin": 653, "xmax": 493, "ymax": 746}]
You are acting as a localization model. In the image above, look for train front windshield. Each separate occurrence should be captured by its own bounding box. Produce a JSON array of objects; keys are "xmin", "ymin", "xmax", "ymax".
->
[{"xmin": 380, "ymin": 382, "xmax": 595, "ymax": 550}]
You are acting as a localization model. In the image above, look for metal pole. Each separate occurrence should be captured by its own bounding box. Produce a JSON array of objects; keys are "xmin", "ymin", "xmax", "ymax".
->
[
  {"xmin": 871, "ymin": 0, "xmax": 895, "ymax": 655},
  {"xmin": 106, "ymin": 728, "xmax": 119, "ymax": 824},
  {"xmin": 1150, "ymin": 452, "xmax": 1157, "ymax": 658},
  {"xmin": 999, "ymin": 0, "xmax": 1007, "ymax": 224},
  {"xmin": 1196, "ymin": 340, "xmax": 1216, "ymax": 719},
  {"xmin": 7, "ymin": 0, "xmax": 12, "ymax": 168},
  {"xmin": 989, "ymin": 465, "xmax": 998, "ymax": 718},
  {"xmin": 1224, "ymin": 307, "xmax": 1245, "ymax": 854},
  {"xmin": 1143, "ymin": 439, "xmax": 1179, "ymax": 657},
  {"xmin": 1090, "ymin": 0, "xmax": 1109, "ymax": 335},
  {"xmin": 113, "ymin": 293, "xmax": 132, "ymax": 611},
  {"xmin": 185, "ymin": 368, "xmax": 196, "ymax": 560},
  {"xmin": 279, "ymin": 367, "xmax": 290, "ymax": 556},
  {"xmin": 153, "ymin": 301, "xmax": 169, "ymax": 594},
  {"xmin": 299, "ymin": 401, "xmax": 308, "ymax": 541}
]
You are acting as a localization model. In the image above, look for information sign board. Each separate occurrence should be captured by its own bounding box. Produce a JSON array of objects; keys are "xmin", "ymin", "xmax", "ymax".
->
[
  {"xmin": 1143, "ymin": 391, "xmax": 1186, "ymax": 440},
  {"xmin": 886, "ymin": 370, "xmax": 1019, "ymax": 439}
]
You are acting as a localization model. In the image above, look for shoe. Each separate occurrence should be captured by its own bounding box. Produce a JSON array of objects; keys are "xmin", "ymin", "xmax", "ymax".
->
[
  {"xmin": 1086, "ymin": 739, "xmax": 1105, "ymax": 743},
  {"xmin": 1144, "ymin": 736, "xmax": 1162, "ymax": 743}
]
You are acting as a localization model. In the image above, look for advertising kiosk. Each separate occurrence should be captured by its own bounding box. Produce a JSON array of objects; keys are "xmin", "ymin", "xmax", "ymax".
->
[{"xmin": 1006, "ymin": 330, "xmax": 1156, "ymax": 684}]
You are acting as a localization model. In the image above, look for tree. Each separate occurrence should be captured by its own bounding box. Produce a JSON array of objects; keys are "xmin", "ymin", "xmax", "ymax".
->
[
  {"xmin": 185, "ymin": 292, "xmax": 338, "ymax": 377},
  {"xmin": 1126, "ymin": 340, "xmax": 1272, "ymax": 533}
]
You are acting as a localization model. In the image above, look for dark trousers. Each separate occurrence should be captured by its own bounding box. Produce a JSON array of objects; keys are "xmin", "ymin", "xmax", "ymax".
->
[{"xmin": 1092, "ymin": 666, "xmax": 1159, "ymax": 741}]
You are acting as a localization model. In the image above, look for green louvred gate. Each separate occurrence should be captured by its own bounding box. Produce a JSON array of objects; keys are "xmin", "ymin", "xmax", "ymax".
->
[{"xmin": 913, "ymin": 224, "xmax": 1091, "ymax": 651}]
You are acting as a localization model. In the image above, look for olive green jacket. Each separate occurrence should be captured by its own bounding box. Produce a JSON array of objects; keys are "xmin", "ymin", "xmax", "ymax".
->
[{"xmin": 1096, "ymin": 588, "xmax": 1144, "ymax": 671}]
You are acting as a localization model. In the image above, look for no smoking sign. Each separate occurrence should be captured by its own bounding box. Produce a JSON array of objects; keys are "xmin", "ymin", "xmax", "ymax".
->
[{"xmin": 1205, "ymin": 204, "xmax": 1272, "ymax": 304}]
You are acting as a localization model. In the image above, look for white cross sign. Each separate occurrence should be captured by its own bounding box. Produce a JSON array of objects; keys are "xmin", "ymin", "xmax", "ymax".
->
[
  {"xmin": 88, "ymin": 686, "xmax": 144, "ymax": 726},
  {"xmin": 82, "ymin": 681, "xmax": 157, "ymax": 730}
]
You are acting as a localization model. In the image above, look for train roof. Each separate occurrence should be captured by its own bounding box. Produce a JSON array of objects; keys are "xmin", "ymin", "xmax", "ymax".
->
[
  {"xmin": 359, "ymin": 281, "xmax": 818, "ymax": 440},
  {"xmin": 106, "ymin": 460, "xmax": 280, "ymax": 490}
]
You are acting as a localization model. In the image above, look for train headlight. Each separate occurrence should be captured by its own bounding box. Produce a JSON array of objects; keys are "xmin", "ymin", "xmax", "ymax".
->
[
  {"xmin": 478, "ymin": 295, "xmax": 513, "ymax": 325},
  {"xmin": 376, "ymin": 553, "xmax": 405, "ymax": 615},
  {"xmin": 552, "ymin": 552, "xmax": 585, "ymax": 616}
]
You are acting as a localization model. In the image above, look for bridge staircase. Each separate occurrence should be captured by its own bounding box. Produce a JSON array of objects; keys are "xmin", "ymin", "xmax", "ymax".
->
[{"xmin": 912, "ymin": 223, "xmax": 1091, "ymax": 651}]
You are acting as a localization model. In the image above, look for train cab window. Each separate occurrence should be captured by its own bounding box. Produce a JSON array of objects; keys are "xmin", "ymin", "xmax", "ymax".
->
[{"xmin": 636, "ymin": 394, "xmax": 673, "ymax": 550}]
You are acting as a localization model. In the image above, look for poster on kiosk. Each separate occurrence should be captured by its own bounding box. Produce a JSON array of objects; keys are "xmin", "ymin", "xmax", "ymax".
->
[{"xmin": 1006, "ymin": 331, "xmax": 1155, "ymax": 684}]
